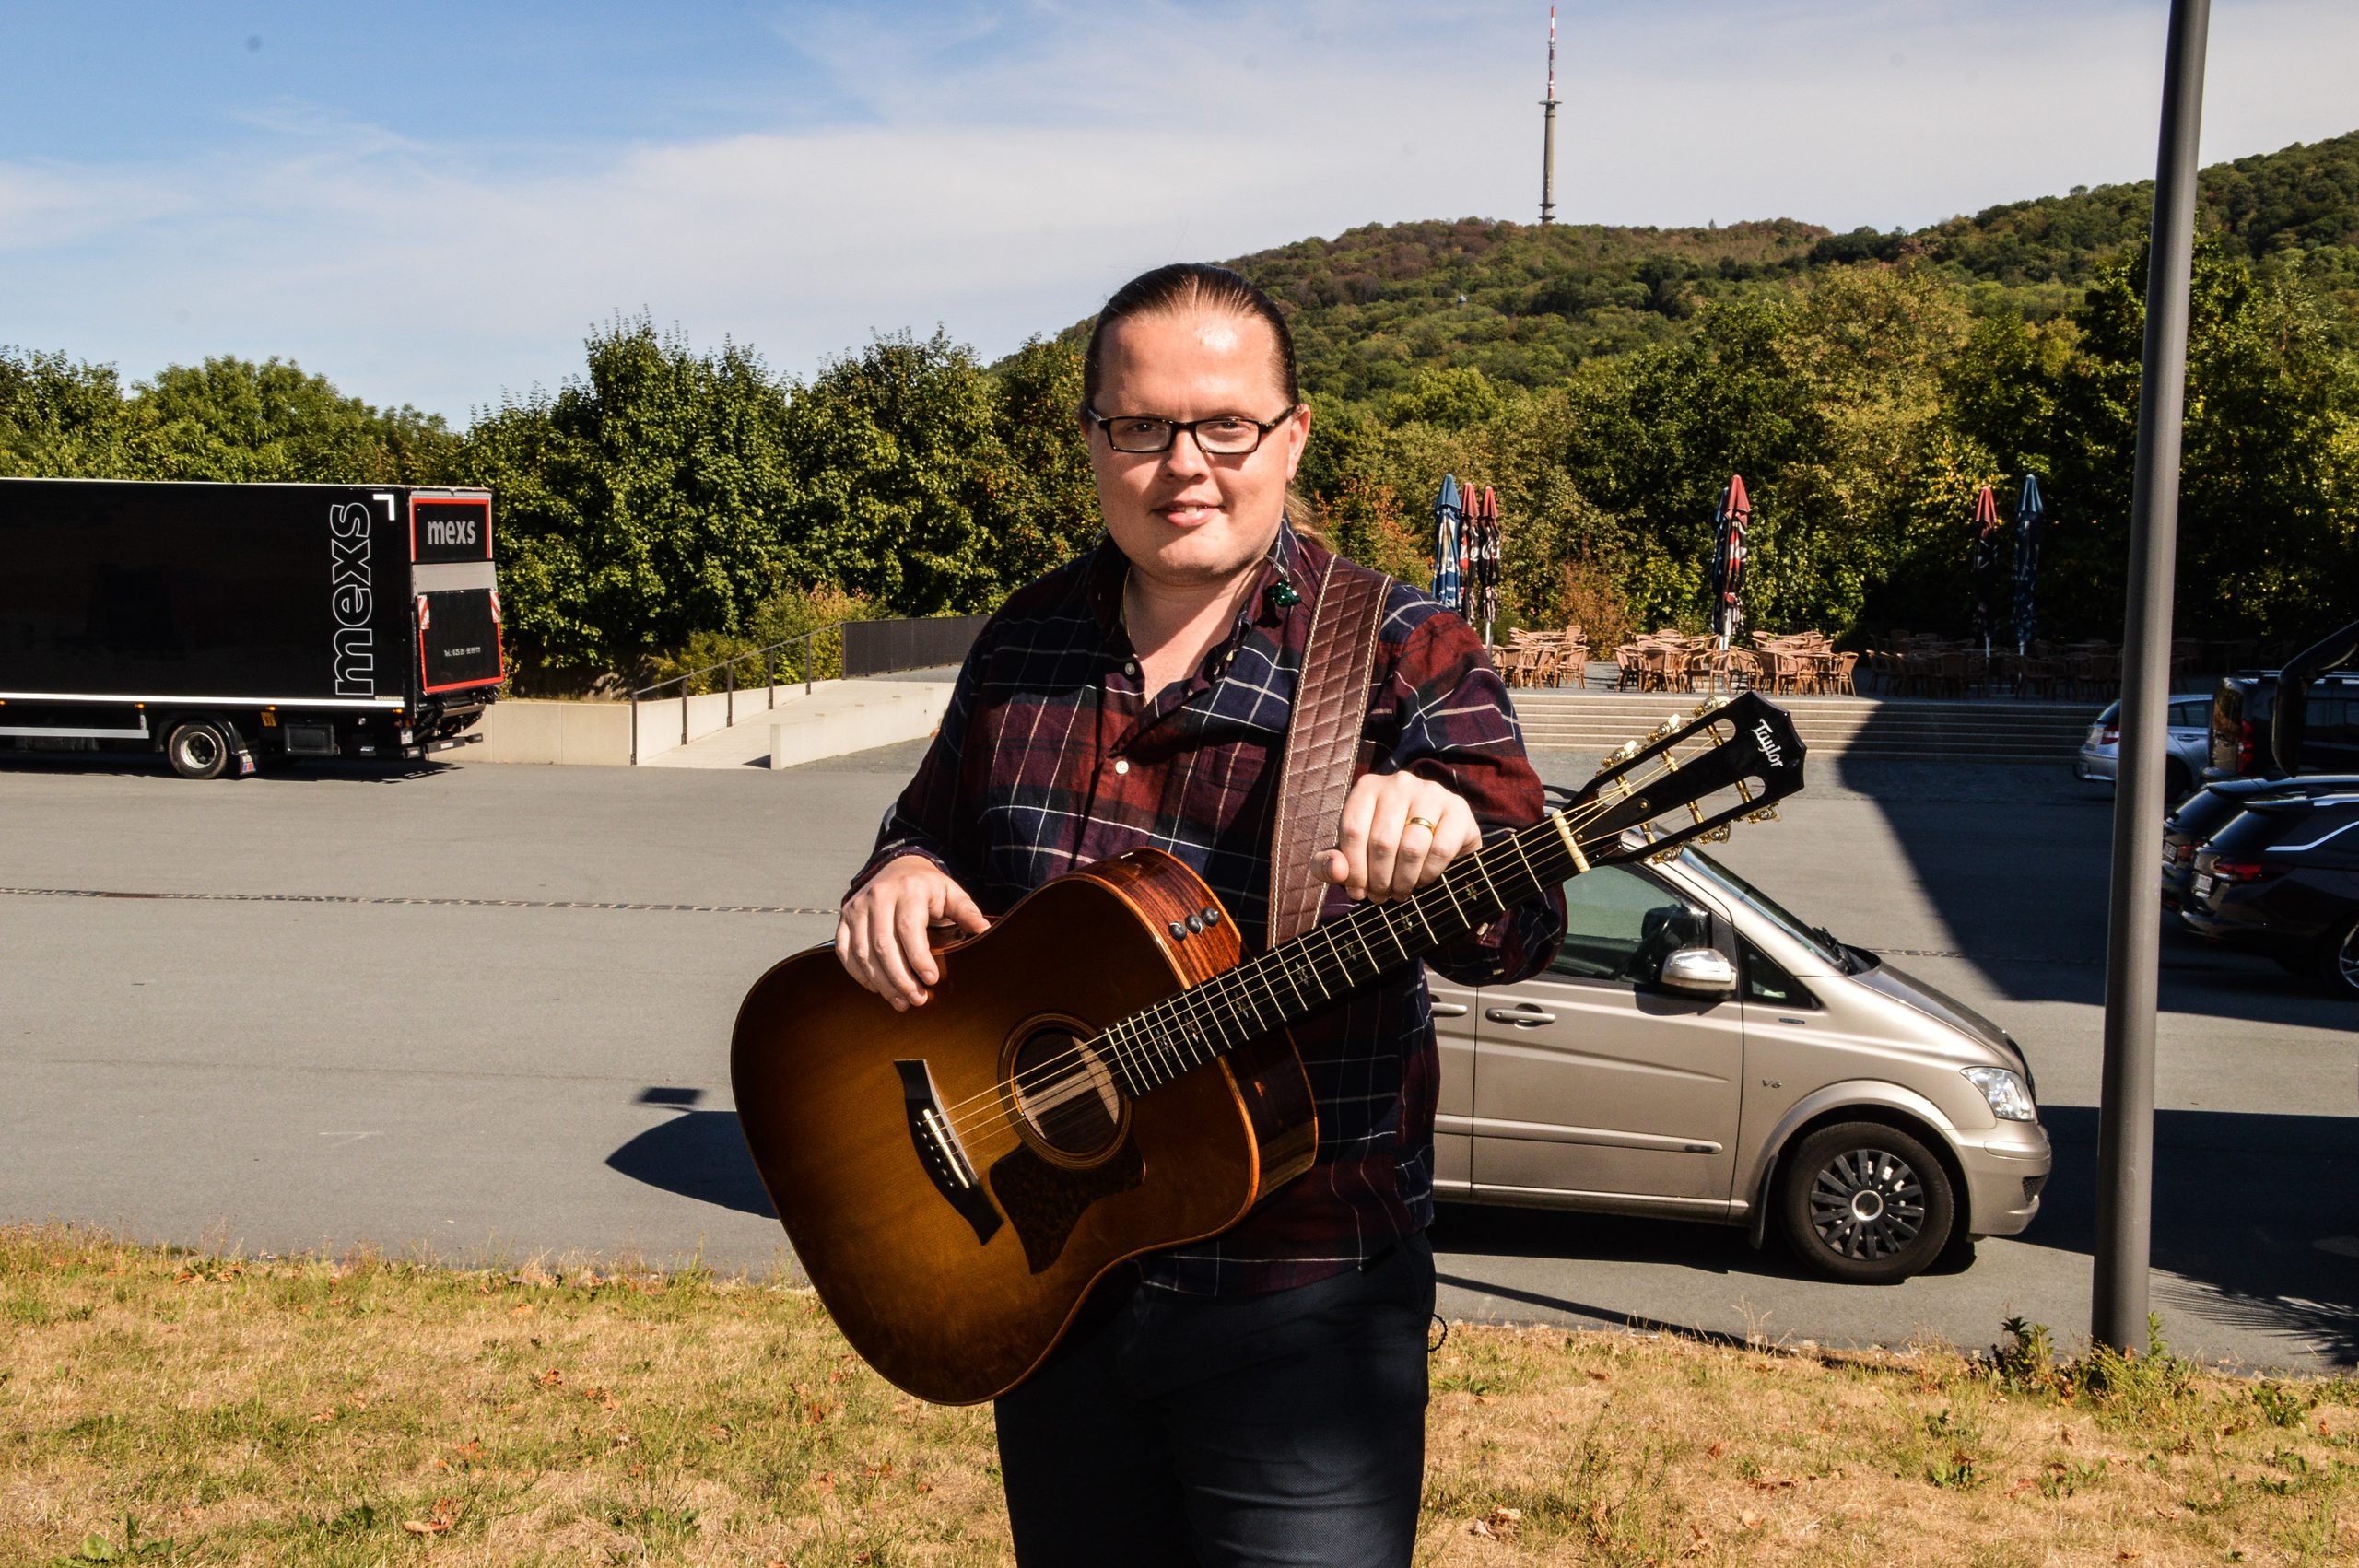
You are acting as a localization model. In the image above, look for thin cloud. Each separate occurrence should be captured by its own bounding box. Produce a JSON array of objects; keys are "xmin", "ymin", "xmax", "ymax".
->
[{"xmin": 2, "ymin": 0, "xmax": 2352, "ymax": 417}]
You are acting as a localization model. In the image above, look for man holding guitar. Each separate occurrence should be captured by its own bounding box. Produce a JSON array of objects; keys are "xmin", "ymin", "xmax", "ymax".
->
[{"xmin": 830, "ymin": 263, "xmax": 1567, "ymax": 1566}]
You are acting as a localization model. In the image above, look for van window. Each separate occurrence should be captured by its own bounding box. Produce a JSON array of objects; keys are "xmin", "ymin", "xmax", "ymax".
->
[
  {"xmin": 1743, "ymin": 938, "xmax": 1819, "ymax": 1009},
  {"xmin": 2170, "ymin": 700, "xmax": 2208, "ymax": 728},
  {"xmin": 1551, "ymin": 865, "xmax": 1704, "ymax": 986}
]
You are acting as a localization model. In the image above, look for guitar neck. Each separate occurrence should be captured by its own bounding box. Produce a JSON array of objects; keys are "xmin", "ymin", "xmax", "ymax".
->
[
  {"xmin": 1102, "ymin": 811, "xmax": 1585, "ymax": 1097},
  {"xmin": 1097, "ymin": 690, "xmax": 1804, "ymax": 1098}
]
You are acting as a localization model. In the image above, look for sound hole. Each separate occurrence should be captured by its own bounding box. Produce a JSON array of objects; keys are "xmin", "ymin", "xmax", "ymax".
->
[{"xmin": 1008, "ymin": 1027, "xmax": 1124, "ymax": 1157}]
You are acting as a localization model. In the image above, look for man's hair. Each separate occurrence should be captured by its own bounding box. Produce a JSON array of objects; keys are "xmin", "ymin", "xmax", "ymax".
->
[{"xmin": 1080, "ymin": 263, "xmax": 1301, "ymax": 413}]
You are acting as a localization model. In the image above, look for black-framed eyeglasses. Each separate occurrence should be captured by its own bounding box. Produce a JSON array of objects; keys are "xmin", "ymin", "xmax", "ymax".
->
[{"xmin": 1085, "ymin": 406, "xmax": 1299, "ymax": 456}]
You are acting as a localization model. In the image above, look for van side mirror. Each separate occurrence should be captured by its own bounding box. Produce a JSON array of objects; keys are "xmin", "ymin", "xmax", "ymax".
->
[{"xmin": 1658, "ymin": 947, "xmax": 1738, "ymax": 998}]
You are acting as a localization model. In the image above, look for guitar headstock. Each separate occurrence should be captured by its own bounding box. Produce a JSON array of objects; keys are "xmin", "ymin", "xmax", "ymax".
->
[{"xmin": 1556, "ymin": 693, "xmax": 1806, "ymax": 866}]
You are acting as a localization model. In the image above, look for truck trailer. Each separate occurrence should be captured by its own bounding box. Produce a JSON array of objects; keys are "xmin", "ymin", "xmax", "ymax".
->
[{"xmin": 0, "ymin": 477, "xmax": 504, "ymax": 778}]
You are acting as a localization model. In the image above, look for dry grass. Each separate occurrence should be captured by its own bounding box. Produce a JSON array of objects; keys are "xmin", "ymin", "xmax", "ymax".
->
[{"xmin": 2, "ymin": 1224, "xmax": 2353, "ymax": 1567}]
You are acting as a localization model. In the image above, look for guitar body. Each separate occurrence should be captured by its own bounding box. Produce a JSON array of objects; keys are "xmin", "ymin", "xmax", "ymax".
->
[{"xmin": 730, "ymin": 848, "xmax": 1318, "ymax": 1406}]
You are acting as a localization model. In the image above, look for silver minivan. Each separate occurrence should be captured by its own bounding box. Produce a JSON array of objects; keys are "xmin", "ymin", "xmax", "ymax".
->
[{"xmin": 1430, "ymin": 835, "xmax": 2050, "ymax": 1283}]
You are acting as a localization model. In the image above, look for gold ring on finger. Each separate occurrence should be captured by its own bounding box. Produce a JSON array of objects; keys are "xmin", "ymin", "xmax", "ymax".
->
[{"xmin": 1405, "ymin": 814, "xmax": 1439, "ymax": 834}]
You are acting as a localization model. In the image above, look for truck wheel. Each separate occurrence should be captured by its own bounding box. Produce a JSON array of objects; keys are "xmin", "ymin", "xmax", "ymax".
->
[
  {"xmin": 164, "ymin": 720, "xmax": 234, "ymax": 780},
  {"xmin": 2318, "ymin": 916, "xmax": 2359, "ymax": 1001},
  {"xmin": 1777, "ymin": 1121, "xmax": 1955, "ymax": 1284}
]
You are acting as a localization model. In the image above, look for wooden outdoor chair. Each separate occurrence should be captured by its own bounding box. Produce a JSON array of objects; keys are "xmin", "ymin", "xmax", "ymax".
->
[{"xmin": 1829, "ymin": 651, "xmax": 1858, "ymax": 696}]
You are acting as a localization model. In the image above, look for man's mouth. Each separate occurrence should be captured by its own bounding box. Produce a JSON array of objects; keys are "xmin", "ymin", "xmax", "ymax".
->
[{"xmin": 1156, "ymin": 501, "xmax": 1221, "ymax": 528}]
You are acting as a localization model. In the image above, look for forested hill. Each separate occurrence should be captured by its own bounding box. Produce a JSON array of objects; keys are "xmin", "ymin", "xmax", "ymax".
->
[{"xmin": 1154, "ymin": 129, "xmax": 2359, "ymax": 404}]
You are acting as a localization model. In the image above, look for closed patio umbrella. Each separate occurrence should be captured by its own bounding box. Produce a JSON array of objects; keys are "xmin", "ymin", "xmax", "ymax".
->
[
  {"xmin": 1968, "ymin": 483, "xmax": 2003, "ymax": 659},
  {"xmin": 1473, "ymin": 485, "xmax": 1502, "ymax": 644},
  {"xmin": 1431, "ymin": 474, "xmax": 1464, "ymax": 614},
  {"xmin": 1708, "ymin": 474, "xmax": 1751, "ymax": 649},
  {"xmin": 2012, "ymin": 474, "xmax": 2046, "ymax": 655}
]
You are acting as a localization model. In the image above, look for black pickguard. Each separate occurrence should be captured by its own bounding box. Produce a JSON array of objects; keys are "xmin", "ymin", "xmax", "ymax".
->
[{"xmin": 989, "ymin": 1138, "xmax": 1146, "ymax": 1274}]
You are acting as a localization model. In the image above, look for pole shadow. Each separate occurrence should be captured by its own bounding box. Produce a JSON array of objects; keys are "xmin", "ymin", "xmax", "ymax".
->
[
  {"xmin": 604, "ymin": 1088, "xmax": 775, "ymax": 1219},
  {"xmin": 2023, "ymin": 1104, "xmax": 2359, "ymax": 1363}
]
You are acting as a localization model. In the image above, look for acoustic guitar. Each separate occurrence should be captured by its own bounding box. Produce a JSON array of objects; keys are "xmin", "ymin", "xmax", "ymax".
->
[{"xmin": 731, "ymin": 692, "xmax": 1805, "ymax": 1404}]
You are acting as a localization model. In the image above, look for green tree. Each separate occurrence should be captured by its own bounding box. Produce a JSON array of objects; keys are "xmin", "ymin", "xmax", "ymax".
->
[
  {"xmin": 1949, "ymin": 241, "xmax": 2359, "ymax": 642},
  {"xmin": 131, "ymin": 356, "xmax": 453, "ymax": 483},
  {"xmin": 978, "ymin": 334, "xmax": 1101, "ymax": 590},
  {"xmin": 0, "ymin": 347, "xmax": 140, "ymax": 476},
  {"xmin": 780, "ymin": 329, "xmax": 1016, "ymax": 614},
  {"xmin": 452, "ymin": 317, "xmax": 799, "ymax": 683}
]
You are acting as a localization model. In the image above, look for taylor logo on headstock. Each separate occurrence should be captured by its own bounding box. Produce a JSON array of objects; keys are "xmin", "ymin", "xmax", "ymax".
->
[{"xmin": 1752, "ymin": 719, "xmax": 1787, "ymax": 769}]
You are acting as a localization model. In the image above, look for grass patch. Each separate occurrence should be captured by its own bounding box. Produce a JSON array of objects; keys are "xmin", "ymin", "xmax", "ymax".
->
[{"xmin": 0, "ymin": 1225, "xmax": 2353, "ymax": 1564}]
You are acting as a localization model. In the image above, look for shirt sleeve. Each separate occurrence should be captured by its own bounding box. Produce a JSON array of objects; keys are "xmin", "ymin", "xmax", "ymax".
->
[
  {"xmin": 1377, "ymin": 607, "xmax": 1566, "ymax": 986},
  {"xmin": 842, "ymin": 631, "xmax": 988, "ymax": 904}
]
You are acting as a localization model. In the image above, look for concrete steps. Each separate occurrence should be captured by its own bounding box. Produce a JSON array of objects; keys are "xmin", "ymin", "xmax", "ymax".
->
[{"xmin": 1511, "ymin": 692, "xmax": 2099, "ymax": 765}]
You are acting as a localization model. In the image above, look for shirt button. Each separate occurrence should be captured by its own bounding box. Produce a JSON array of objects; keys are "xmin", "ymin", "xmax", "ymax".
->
[
  {"xmin": 1113, "ymin": 759, "xmax": 1131, "ymax": 776},
  {"xmin": 1123, "ymin": 661, "xmax": 1138, "ymax": 675}
]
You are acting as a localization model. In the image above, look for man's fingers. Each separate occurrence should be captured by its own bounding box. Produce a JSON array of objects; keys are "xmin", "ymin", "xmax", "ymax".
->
[
  {"xmin": 866, "ymin": 898, "xmax": 927, "ymax": 1010},
  {"xmin": 1334, "ymin": 785, "xmax": 1379, "ymax": 901},
  {"xmin": 937, "ymin": 879, "xmax": 990, "ymax": 934},
  {"xmin": 897, "ymin": 895, "xmax": 940, "ymax": 989}
]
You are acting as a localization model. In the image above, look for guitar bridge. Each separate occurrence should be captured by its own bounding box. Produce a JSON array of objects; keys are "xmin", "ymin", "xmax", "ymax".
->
[{"xmin": 894, "ymin": 1059, "xmax": 1003, "ymax": 1246}]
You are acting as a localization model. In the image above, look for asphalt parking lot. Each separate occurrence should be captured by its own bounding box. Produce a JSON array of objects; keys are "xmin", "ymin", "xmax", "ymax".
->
[{"xmin": 2, "ymin": 736, "xmax": 2353, "ymax": 1373}]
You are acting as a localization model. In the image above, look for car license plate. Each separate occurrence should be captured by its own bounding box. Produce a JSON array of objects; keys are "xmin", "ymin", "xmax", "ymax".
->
[{"xmin": 2192, "ymin": 872, "xmax": 2215, "ymax": 899}]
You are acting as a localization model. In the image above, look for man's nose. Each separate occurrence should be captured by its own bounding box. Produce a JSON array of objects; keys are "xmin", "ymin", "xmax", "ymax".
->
[{"xmin": 1159, "ymin": 427, "xmax": 1214, "ymax": 477}]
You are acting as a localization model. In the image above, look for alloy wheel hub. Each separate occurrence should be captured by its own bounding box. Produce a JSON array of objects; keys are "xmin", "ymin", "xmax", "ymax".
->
[{"xmin": 1809, "ymin": 1148, "xmax": 1926, "ymax": 1260}]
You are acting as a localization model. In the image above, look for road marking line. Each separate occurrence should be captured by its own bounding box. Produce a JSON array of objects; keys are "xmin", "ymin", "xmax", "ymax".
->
[{"xmin": 0, "ymin": 885, "xmax": 831, "ymax": 917}]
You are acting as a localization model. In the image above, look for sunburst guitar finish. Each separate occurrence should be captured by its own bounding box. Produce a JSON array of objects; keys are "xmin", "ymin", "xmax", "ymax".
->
[{"xmin": 731, "ymin": 850, "xmax": 1315, "ymax": 1407}]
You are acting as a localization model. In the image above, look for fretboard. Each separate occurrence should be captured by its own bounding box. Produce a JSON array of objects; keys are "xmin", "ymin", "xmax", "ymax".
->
[{"xmin": 1099, "ymin": 810, "xmax": 1589, "ymax": 1097}]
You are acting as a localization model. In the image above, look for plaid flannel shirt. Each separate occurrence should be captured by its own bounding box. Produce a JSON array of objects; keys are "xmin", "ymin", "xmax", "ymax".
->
[{"xmin": 847, "ymin": 523, "xmax": 1565, "ymax": 1294}]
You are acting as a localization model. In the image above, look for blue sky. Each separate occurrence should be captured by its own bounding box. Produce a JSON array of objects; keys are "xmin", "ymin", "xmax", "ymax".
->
[{"xmin": 4, "ymin": 1, "xmax": 2353, "ymax": 421}]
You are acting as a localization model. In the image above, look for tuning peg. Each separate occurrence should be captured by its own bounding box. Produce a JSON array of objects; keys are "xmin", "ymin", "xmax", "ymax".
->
[
  {"xmin": 1745, "ymin": 805, "xmax": 1780, "ymax": 824},
  {"xmin": 1690, "ymin": 696, "xmax": 1728, "ymax": 718},
  {"xmin": 1704, "ymin": 824, "xmax": 1733, "ymax": 843}
]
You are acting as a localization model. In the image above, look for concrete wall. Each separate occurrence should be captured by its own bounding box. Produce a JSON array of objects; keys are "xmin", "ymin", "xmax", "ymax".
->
[
  {"xmin": 467, "ymin": 699, "xmax": 634, "ymax": 766},
  {"xmin": 468, "ymin": 682, "xmax": 943, "ymax": 767},
  {"xmin": 770, "ymin": 685, "xmax": 952, "ymax": 769}
]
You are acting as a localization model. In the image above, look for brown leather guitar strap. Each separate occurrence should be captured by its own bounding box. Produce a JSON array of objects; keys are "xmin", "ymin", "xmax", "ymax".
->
[{"xmin": 1266, "ymin": 559, "xmax": 1391, "ymax": 946}]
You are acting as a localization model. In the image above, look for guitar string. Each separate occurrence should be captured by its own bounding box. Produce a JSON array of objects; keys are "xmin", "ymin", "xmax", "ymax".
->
[
  {"xmin": 922, "ymin": 741, "xmax": 1708, "ymax": 1159},
  {"xmin": 930, "ymin": 811, "xmax": 1588, "ymax": 1168},
  {"xmin": 930, "ymin": 779, "xmax": 1609, "ymax": 1146},
  {"xmin": 923, "ymin": 734, "xmax": 1712, "ymax": 1158},
  {"xmin": 921, "ymin": 731, "xmax": 1723, "ymax": 1156},
  {"xmin": 931, "ymin": 814, "xmax": 1546, "ymax": 1163}
]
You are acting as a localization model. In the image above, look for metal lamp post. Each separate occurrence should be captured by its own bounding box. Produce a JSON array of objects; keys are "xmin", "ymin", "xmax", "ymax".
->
[{"xmin": 2093, "ymin": 0, "xmax": 2210, "ymax": 1356}]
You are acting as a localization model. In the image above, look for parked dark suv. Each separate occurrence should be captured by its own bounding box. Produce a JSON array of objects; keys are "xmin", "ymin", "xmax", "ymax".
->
[
  {"xmin": 2209, "ymin": 670, "xmax": 2359, "ymax": 780},
  {"xmin": 2181, "ymin": 787, "xmax": 2359, "ymax": 997},
  {"xmin": 2162, "ymin": 774, "xmax": 2359, "ymax": 913}
]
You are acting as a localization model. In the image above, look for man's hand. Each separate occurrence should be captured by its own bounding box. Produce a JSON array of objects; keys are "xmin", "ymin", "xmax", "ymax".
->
[
  {"xmin": 837, "ymin": 854, "xmax": 990, "ymax": 1011},
  {"xmin": 1316, "ymin": 772, "xmax": 1482, "ymax": 904}
]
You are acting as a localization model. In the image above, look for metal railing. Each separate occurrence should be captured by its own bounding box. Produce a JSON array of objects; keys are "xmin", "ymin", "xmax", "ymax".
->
[
  {"xmin": 626, "ymin": 614, "xmax": 988, "ymax": 765},
  {"xmin": 628, "ymin": 623, "xmax": 846, "ymax": 766}
]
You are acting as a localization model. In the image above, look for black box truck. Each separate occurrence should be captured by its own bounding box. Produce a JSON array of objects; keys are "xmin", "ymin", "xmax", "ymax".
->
[{"xmin": 0, "ymin": 477, "xmax": 504, "ymax": 778}]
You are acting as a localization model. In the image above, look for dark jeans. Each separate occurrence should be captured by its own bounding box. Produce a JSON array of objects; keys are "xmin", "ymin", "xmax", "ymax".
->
[{"xmin": 993, "ymin": 1234, "xmax": 1435, "ymax": 1568}]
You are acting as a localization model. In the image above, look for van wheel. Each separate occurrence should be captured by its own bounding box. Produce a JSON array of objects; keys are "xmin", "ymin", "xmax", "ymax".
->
[
  {"xmin": 2318, "ymin": 916, "xmax": 2359, "ymax": 1000},
  {"xmin": 164, "ymin": 720, "xmax": 233, "ymax": 780},
  {"xmin": 1777, "ymin": 1121, "xmax": 1955, "ymax": 1284}
]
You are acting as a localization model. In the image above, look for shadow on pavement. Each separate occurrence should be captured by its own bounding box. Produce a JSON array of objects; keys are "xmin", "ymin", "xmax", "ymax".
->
[
  {"xmin": 2022, "ymin": 1104, "xmax": 2359, "ymax": 1364},
  {"xmin": 1810, "ymin": 756, "xmax": 2357, "ymax": 1029},
  {"xmin": 0, "ymin": 753, "xmax": 448, "ymax": 784},
  {"xmin": 605, "ymin": 1098, "xmax": 775, "ymax": 1219}
]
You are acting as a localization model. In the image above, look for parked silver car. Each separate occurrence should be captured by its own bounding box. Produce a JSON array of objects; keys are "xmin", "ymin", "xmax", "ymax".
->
[
  {"xmin": 1431, "ymin": 837, "xmax": 2049, "ymax": 1283},
  {"xmin": 2076, "ymin": 695, "xmax": 2212, "ymax": 800}
]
